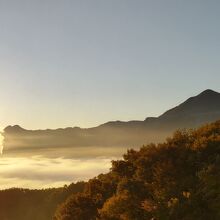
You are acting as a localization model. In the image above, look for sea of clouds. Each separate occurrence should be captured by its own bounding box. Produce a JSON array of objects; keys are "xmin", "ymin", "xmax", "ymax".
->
[{"xmin": 0, "ymin": 156, "xmax": 113, "ymax": 189}]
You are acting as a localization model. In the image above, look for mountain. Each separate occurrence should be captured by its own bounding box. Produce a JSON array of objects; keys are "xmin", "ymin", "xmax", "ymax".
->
[
  {"xmin": 147, "ymin": 89, "xmax": 220, "ymax": 129},
  {"xmin": 2, "ymin": 89, "xmax": 220, "ymax": 156},
  {"xmin": 158, "ymin": 89, "xmax": 220, "ymax": 121}
]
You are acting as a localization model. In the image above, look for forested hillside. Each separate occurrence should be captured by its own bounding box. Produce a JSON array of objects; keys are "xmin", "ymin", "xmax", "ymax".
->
[
  {"xmin": 54, "ymin": 120, "xmax": 220, "ymax": 220},
  {"xmin": 0, "ymin": 182, "xmax": 85, "ymax": 220}
]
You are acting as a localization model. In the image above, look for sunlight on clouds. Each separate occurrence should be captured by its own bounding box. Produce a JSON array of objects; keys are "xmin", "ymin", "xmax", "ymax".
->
[
  {"xmin": 0, "ymin": 132, "xmax": 3, "ymax": 154},
  {"xmin": 0, "ymin": 156, "xmax": 113, "ymax": 189}
]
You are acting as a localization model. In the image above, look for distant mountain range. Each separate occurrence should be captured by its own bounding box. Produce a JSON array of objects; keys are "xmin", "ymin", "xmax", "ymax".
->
[{"xmin": 3, "ymin": 89, "xmax": 220, "ymax": 156}]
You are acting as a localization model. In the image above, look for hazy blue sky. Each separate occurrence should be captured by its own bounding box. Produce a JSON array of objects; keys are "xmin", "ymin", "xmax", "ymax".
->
[{"xmin": 0, "ymin": 0, "xmax": 219, "ymax": 129}]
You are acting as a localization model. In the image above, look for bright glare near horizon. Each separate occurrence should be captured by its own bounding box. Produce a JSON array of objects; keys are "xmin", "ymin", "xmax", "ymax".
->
[
  {"xmin": 0, "ymin": 0, "xmax": 219, "ymax": 129},
  {"xmin": 0, "ymin": 156, "xmax": 112, "ymax": 189}
]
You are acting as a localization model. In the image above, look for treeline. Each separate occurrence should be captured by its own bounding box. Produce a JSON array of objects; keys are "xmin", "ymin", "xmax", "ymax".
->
[
  {"xmin": 54, "ymin": 120, "xmax": 220, "ymax": 220},
  {"xmin": 1, "ymin": 120, "xmax": 220, "ymax": 219},
  {"xmin": 0, "ymin": 182, "xmax": 85, "ymax": 220}
]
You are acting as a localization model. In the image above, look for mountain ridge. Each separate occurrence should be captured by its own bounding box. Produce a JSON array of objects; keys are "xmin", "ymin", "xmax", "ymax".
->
[
  {"xmin": 3, "ymin": 89, "xmax": 220, "ymax": 156},
  {"xmin": 5, "ymin": 89, "xmax": 220, "ymax": 131}
]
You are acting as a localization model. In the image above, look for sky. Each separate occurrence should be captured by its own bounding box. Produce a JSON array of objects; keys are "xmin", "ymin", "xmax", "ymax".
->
[{"xmin": 0, "ymin": 0, "xmax": 219, "ymax": 130}]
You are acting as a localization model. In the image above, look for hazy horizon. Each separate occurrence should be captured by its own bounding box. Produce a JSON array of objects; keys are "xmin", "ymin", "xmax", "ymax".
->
[
  {"xmin": 0, "ymin": 0, "xmax": 220, "ymax": 190},
  {"xmin": 0, "ymin": 89, "xmax": 219, "ymax": 131},
  {"xmin": 0, "ymin": 0, "xmax": 220, "ymax": 130}
]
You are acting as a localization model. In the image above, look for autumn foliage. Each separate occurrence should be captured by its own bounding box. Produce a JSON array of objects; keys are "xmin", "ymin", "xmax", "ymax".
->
[
  {"xmin": 0, "ymin": 121, "xmax": 220, "ymax": 219},
  {"xmin": 54, "ymin": 120, "xmax": 220, "ymax": 220}
]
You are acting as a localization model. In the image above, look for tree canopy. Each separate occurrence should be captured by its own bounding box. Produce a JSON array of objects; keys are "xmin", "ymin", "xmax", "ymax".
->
[{"xmin": 55, "ymin": 120, "xmax": 220, "ymax": 220}]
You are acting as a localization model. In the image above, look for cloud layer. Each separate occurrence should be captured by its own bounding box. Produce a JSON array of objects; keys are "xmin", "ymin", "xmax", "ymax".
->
[{"xmin": 0, "ymin": 156, "xmax": 113, "ymax": 189}]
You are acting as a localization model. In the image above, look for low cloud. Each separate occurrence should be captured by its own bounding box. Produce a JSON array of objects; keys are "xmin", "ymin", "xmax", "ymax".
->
[{"xmin": 0, "ymin": 156, "xmax": 115, "ymax": 189}]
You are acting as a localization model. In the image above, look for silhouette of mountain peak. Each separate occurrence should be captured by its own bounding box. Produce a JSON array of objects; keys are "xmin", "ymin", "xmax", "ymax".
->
[
  {"xmin": 159, "ymin": 89, "xmax": 220, "ymax": 119},
  {"xmin": 196, "ymin": 89, "xmax": 219, "ymax": 99},
  {"xmin": 2, "ymin": 89, "xmax": 220, "ymax": 153},
  {"xmin": 198, "ymin": 89, "xmax": 218, "ymax": 95},
  {"xmin": 4, "ymin": 125, "xmax": 25, "ymax": 133},
  {"xmin": 186, "ymin": 89, "xmax": 220, "ymax": 103}
]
